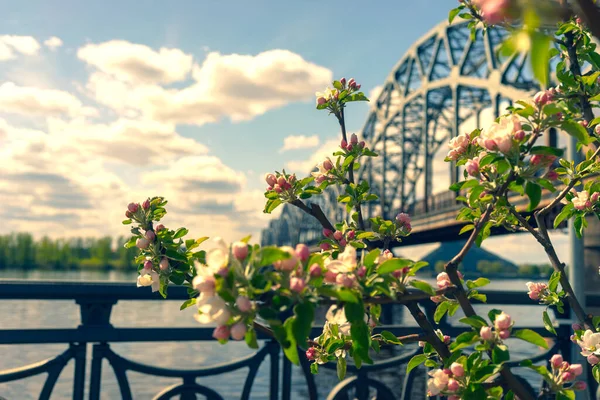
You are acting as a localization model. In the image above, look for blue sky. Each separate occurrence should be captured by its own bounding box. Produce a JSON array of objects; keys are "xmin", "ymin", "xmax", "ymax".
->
[{"xmin": 0, "ymin": 0, "xmax": 568, "ymax": 263}]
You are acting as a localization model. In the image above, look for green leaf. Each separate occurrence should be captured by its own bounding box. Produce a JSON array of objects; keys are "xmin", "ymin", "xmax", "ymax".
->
[
  {"xmin": 459, "ymin": 316, "xmax": 488, "ymax": 329},
  {"xmin": 264, "ymin": 198, "xmax": 282, "ymax": 214},
  {"xmin": 492, "ymin": 344, "xmax": 510, "ymax": 364},
  {"xmin": 337, "ymin": 356, "xmax": 347, "ymax": 380},
  {"xmin": 406, "ymin": 354, "xmax": 427, "ymax": 374},
  {"xmin": 562, "ymin": 120, "xmax": 591, "ymax": 145},
  {"xmin": 332, "ymin": 80, "xmax": 343, "ymax": 90},
  {"xmin": 376, "ymin": 258, "xmax": 412, "ymax": 275},
  {"xmin": 282, "ymin": 318, "xmax": 299, "ymax": 365},
  {"xmin": 245, "ymin": 328, "xmax": 259, "ymax": 349},
  {"xmin": 448, "ymin": 7, "xmax": 461, "ymax": 23},
  {"xmin": 292, "ymin": 302, "xmax": 315, "ymax": 348},
  {"xmin": 344, "ymin": 301, "xmax": 365, "ymax": 323},
  {"xmin": 593, "ymin": 364, "xmax": 600, "ymax": 383},
  {"xmin": 257, "ymin": 247, "xmax": 290, "ymax": 267},
  {"xmin": 122, "ymin": 219, "xmax": 132, "ymax": 225},
  {"xmin": 310, "ymin": 363, "xmax": 318, "ymax": 374},
  {"xmin": 166, "ymin": 249, "xmax": 187, "ymax": 262},
  {"xmin": 459, "ymin": 224, "xmax": 475, "ymax": 235},
  {"xmin": 557, "ymin": 390, "xmax": 576, "ymax": 400},
  {"xmin": 381, "ymin": 331, "xmax": 403, "ymax": 345},
  {"xmin": 530, "ymin": 32, "xmax": 550, "ymax": 87},
  {"xmin": 450, "ymin": 331, "xmax": 479, "ymax": 351},
  {"xmin": 180, "ymin": 298, "xmax": 197, "ymax": 310},
  {"xmin": 364, "ymin": 249, "xmax": 381, "ymax": 268},
  {"xmin": 530, "ymin": 146, "xmax": 564, "ymax": 157},
  {"xmin": 409, "ymin": 280, "xmax": 436, "ymax": 295},
  {"xmin": 466, "ymin": 277, "xmax": 490, "ymax": 289},
  {"xmin": 513, "ymin": 329, "xmax": 548, "ymax": 349},
  {"xmin": 342, "ymin": 155, "xmax": 355, "ymax": 170},
  {"xmin": 548, "ymin": 271, "xmax": 561, "ymax": 292},
  {"xmin": 350, "ymin": 320, "xmax": 373, "ymax": 365},
  {"xmin": 488, "ymin": 309, "xmax": 503, "ymax": 323},
  {"xmin": 525, "ymin": 182, "xmax": 542, "ymax": 211},
  {"xmin": 554, "ymin": 206, "xmax": 572, "ymax": 229},
  {"xmin": 542, "ymin": 311, "xmax": 557, "ymax": 336},
  {"xmin": 434, "ymin": 301, "xmax": 450, "ymax": 323},
  {"xmin": 173, "ymin": 228, "xmax": 189, "ymax": 239}
]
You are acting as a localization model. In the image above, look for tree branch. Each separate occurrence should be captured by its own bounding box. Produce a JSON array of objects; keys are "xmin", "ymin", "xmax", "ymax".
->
[
  {"xmin": 573, "ymin": 0, "xmax": 600, "ymax": 42},
  {"xmin": 290, "ymin": 199, "xmax": 335, "ymax": 232}
]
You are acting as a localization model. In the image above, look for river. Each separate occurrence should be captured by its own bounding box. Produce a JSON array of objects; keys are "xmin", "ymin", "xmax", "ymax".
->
[{"xmin": 0, "ymin": 270, "xmax": 549, "ymax": 399}]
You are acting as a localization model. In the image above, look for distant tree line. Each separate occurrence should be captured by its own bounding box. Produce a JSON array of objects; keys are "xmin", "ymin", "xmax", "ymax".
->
[
  {"xmin": 0, "ymin": 233, "xmax": 138, "ymax": 270},
  {"xmin": 434, "ymin": 260, "xmax": 553, "ymax": 277}
]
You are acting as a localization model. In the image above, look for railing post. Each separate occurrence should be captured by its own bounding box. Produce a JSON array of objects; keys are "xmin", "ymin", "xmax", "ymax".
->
[
  {"xmin": 72, "ymin": 343, "xmax": 86, "ymax": 400},
  {"xmin": 269, "ymin": 340, "xmax": 280, "ymax": 400},
  {"xmin": 89, "ymin": 344, "xmax": 104, "ymax": 400}
]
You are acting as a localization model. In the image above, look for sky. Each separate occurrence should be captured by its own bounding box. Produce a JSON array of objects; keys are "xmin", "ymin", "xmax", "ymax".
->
[{"xmin": 0, "ymin": 0, "xmax": 569, "ymax": 264}]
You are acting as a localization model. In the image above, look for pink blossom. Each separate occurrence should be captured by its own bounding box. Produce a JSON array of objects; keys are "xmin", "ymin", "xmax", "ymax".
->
[
  {"xmin": 277, "ymin": 176, "xmax": 286, "ymax": 187},
  {"xmin": 142, "ymin": 199, "xmax": 151, "ymax": 210},
  {"xmin": 159, "ymin": 257, "xmax": 169, "ymax": 271},
  {"xmin": 450, "ymin": 362, "xmax": 464, "ymax": 377},
  {"xmin": 273, "ymin": 246, "xmax": 299, "ymax": 272},
  {"xmin": 446, "ymin": 133, "xmax": 469, "ymax": 160},
  {"xmin": 212, "ymin": 325, "xmax": 230, "ymax": 341},
  {"xmin": 514, "ymin": 130, "xmax": 525, "ymax": 141},
  {"xmin": 465, "ymin": 157, "xmax": 480, "ymax": 177},
  {"xmin": 232, "ymin": 241, "xmax": 249, "ymax": 260},
  {"xmin": 317, "ymin": 97, "xmax": 327, "ymax": 105},
  {"xmin": 572, "ymin": 323, "xmax": 582, "ymax": 330},
  {"xmin": 306, "ymin": 347, "xmax": 317, "ymax": 360},
  {"xmin": 436, "ymin": 272, "xmax": 452, "ymax": 289},
  {"xmin": 350, "ymin": 133, "xmax": 358, "ymax": 145},
  {"xmin": 145, "ymin": 230, "xmax": 156, "ymax": 241},
  {"xmin": 236, "ymin": 296, "xmax": 252, "ymax": 312},
  {"xmin": 356, "ymin": 266, "xmax": 366, "ymax": 278},
  {"xmin": 591, "ymin": 192, "xmax": 599, "ymax": 203},
  {"xmin": 323, "ymin": 228, "xmax": 333, "ymax": 238},
  {"xmin": 478, "ymin": 114, "xmax": 521, "ymax": 154},
  {"xmin": 473, "ymin": 0, "xmax": 511, "ymax": 24},
  {"xmin": 550, "ymin": 354, "xmax": 563, "ymax": 368},
  {"xmin": 340, "ymin": 77, "xmax": 346, "ymax": 86},
  {"xmin": 443, "ymin": 335, "xmax": 451, "ymax": 344},
  {"xmin": 546, "ymin": 169, "xmax": 558, "ymax": 180},
  {"xmin": 136, "ymin": 238, "xmax": 150, "ymax": 249},
  {"xmin": 359, "ymin": 141, "xmax": 365, "ymax": 149},
  {"xmin": 155, "ymin": 224, "xmax": 165, "ymax": 232},
  {"xmin": 193, "ymin": 275, "xmax": 216, "ymax": 296},
  {"xmin": 127, "ymin": 203, "xmax": 139, "ymax": 213},
  {"xmin": 346, "ymin": 230, "xmax": 356, "ymax": 240},
  {"xmin": 348, "ymin": 78, "xmax": 356, "ymax": 89},
  {"xmin": 595, "ymin": 125, "xmax": 600, "ymax": 134},
  {"xmin": 533, "ymin": 90, "xmax": 552, "ymax": 106},
  {"xmin": 340, "ymin": 139, "xmax": 348, "ymax": 150},
  {"xmin": 274, "ymin": 185, "xmax": 282, "ymax": 193},
  {"xmin": 498, "ymin": 330, "xmax": 510, "ymax": 339},
  {"xmin": 143, "ymin": 261, "xmax": 152, "ymax": 271},
  {"xmin": 580, "ymin": 120, "xmax": 588, "ymax": 128},
  {"xmin": 290, "ymin": 277, "xmax": 306, "ymax": 293},
  {"xmin": 333, "ymin": 231, "xmax": 343, "ymax": 241},
  {"xmin": 309, "ymin": 264, "xmax": 322, "ymax": 278},
  {"xmin": 448, "ymin": 396, "xmax": 460, "ymax": 400},
  {"xmin": 430, "ymin": 296, "xmax": 443, "ymax": 304},
  {"xmin": 447, "ymin": 378, "xmax": 459, "ymax": 392},
  {"xmin": 530, "ymin": 154, "xmax": 543, "ymax": 166},
  {"xmin": 569, "ymin": 364, "xmax": 583, "ymax": 376},
  {"xmin": 562, "ymin": 371, "xmax": 575, "ymax": 382},
  {"xmin": 587, "ymin": 355, "xmax": 599, "ymax": 365},
  {"xmin": 480, "ymin": 326, "xmax": 494, "ymax": 341},
  {"xmin": 230, "ymin": 322, "xmax": 247, "ymax": 341},
  {"xmin": 265, "ymin": 173, "xmax": 277, "ymax": 186},
  {"xmin": 494, "ymin": 312, "xmax": 512, "ymax": 330},
  {"xmin": 320, "ymin": 243, "xmax": 331, "ymax": 251},
  {"xmin": 572, "ymin": 190, "xmax": 591, "ymax": 210},
  {"xmin": 125, "ymin": 211, "xmax": 133, "ymax": 218},
  {"xmin": 338, "ymin": 239, "xmax": 347, "ymax": 247},
  {"xmin": 395, "ymin": 213, "xmax": 411, "ymax": 227},
  {"xmin": 526, "ymin": 281, "xmax": 547, "ymax": 300},
  {"xmin": 324, "ymin": 270, "xmax": 337, "ymax": 283},
  {"xmin": 336, "ymin": 274, "xmax": 356, "ymax": 288},
  {"xmin": 295, "ymin": 244, "xmax": 310, "ymax": 262},
  {"xmin": 573, "ymin": 381, "xmax": 587, "ymax": 391}
]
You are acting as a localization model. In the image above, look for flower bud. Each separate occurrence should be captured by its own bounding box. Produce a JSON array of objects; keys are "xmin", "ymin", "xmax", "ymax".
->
[
  {"xmin": 447, "ymin": 379, "xmax": 459, "ymax": 392},
  {"xmin": 127, "ymin": 203, "xmax": 139, "ymax": 213},
  {"xmin": 230, "ymin": 322, "xmax": 247, "ymax": 341},
  {"xmin": 480, "ymin": 326, "xmax": 494, "ymax": 341},
  {"xmin": 323, "ymin": 159, "xmax": 334, "ymax": 171},
  {"xmin": 145, "ymin": 230, "xmax": 156, "ymax": 241},
  {"xmin": 143, "ymin": 260, "xmax": 153, "ymax": 270},
  {"xmin": 418, "ymin": 341, "xmax": 425, "ymax": 347},
  {"xmin": 265, "ymin": 173, "xmax": 277, "ymax": 186},
  {"xmin": 136, "ymin": 238, "xmax": 150, "ymax": 249},
  {"xmin": 572, "ymin": 323, "xmax": 582, "ymax": 331},
  {"xmin": 392, "ymin": 270, "xmax": 402, "ymax": 279},
  {"xmin": 533, "ymin": 91, "xmax": 549, "ymax": 106},
  {"xmin": 236, "ymin": 296, "xmax": 252, "ymax": 312},
  {"xmin": 595, "ymin": 125, "xmax": 600, "ymax": 134},
  {"xmin": 340, "ymin": 139, "xmax": 348, "ymax": 150},
  {"xmin": 580, "ymin": 120, "xmax": 588, "ymax": 127},
  {"xmin": 142, "ymin": 199, "xmax": 151, "ymax": 210},
  {"xmin": 317, "ymin": 97, "xmax": 327, "ymax": 105},
  {"xmin": 338, "ymin": 239, "xmax": 347, "ymax": 247},
  {"xmin": 355, "ymin": 84, "xmax": 361, "ymax": 90},
  {"xmin": 159, "ymin": 257, "xmax": 169, "ymax": 271},
  {"xmin": 562, "ymin": 371, "xmax": 575, "ymax": 382},
  {"xmin": 588, "ymin": 355, "xmax": 599, "ymax": 365},
  {"xmin": 295, "ymin": 244, "xmax": 310, "ymax": 262},
  {"xmin": 290, "ymin": 277, "xmax": 306, "ymax": 293},
  {"xmin": 443, "ymin": 335, "xmax": 451, "ymax": 344},
  {"xmin": 320, "ymin": 243, "xmax": 331, "ymax": 251},
  {"xmin": 550, "ymin": 354, "xmax": 563, "ymax": 368},
  {"xmin": 546, "ymin": 170, "xmax": 558, "ymax": 180},
  {"xmin": 395, "ymin": 213, "xmax": 411, "ymax": 227},
  {"xmin": 348, "ymin": 78, "xmax": 356, "ymax": 89},
  {"xmin": 350, "ymin": 133, "xmax": 358, "ymax": 145},
  {"xmin": 569, "ymin": 364, "xmax": 583, "ymax": 376},
  {"xmin": 340, "ymin": 77, "xmax": 346, "ymax": 86},
  {"xmin": 346, "ymin": 230, "xmax": 355, "ymax": 240},
  {"xmin": 356, "ymin": 266, "xmax": 366, "ymax": 278},
  {"xmin": 309, "ymin": 264, "xmax": 322, "ymax": 278},
  {"xmin": 591, "ymin": 192, "xmax": 599, "ymax": 203},
  {"xmin": 494, "ymin": 312, "xmax": 512, "ymax": 331},
  {"xmin": 232, "ymin": 241, "xmax": 249, "ymax": 260},
  {"xmin": 155, "ymin": 224, "xmax": 165, "ymax": 232},
  {"xmin": 212, "ymin": 325, "xmax": 230, "ymax": 341},
  {"xmin": 274, "ymin": 184, "xmax": 282, "ymax": 193},
  {"xmin": 324, "ymin": 270, "xmax": 337, "ymax": 283},
  {"xmin": 125, "ymin": 211, "xmax": 133, "ymax": 218},
  {"xmin": 322, "ymin": 228, "xmax": 333, "ymax": 238},
  {"xmin": 530, "ymin": 154, "xmax": 543, "ymax": 166},
  {"xmin": 277, "ymin": 176, "xmax": 286, "ymax": 187},
  {"xmin": 498, "ymin": 330, "xmax": 511, "ymax": 339},
  {"xmin": 573, "ymin": 381, "xmax": 587, "ymax": 391},
  {"xmin": 450, "ymin": 362, "xmax": 464, "ymax": 377},
  {"xmin": 359, "ymin": 141, "xmax": 365, "ymax": 149},
  {"xmin": 514, "ymin": 130, "xmax": 525, "ymax": 141},
  {"xmin": 347, "ymin": 143, "xmax": 353, "ymax": 151},
  {"xmin": 337, "ymin": 274, "xmax": 355, "ymax": 288},
  {"xmin": 306, "ymin": 347, "xmax": 317, "ymax": 360}
]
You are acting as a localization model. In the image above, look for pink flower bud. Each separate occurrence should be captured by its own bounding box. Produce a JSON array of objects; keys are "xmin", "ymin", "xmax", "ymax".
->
[
  {"xmin": 576, "ymin": 17, "xmax": 582, "ymax": 25},
  {"xmin": 323, "ymin": 159, "xmax": 334, "ymax": 171},
  {"xmin": 494, "ymin": 312, "xmax": 512, "ymax": 330},
  {"xmin": 418, "ymin": 341, "xmax": 425, "ymax": 347},
  {"xmin": 450, "ymin": 362, "xmax": 465, "ymax": 377},
  {"xmin": 340, "ymin": 139, "xmax": 348, "ymax": 150},
  {"xmin": 355, "ymin": 84, "xmax": 361, "ymax": 90},
  {"xmin": 465, "ymin": 158, "xmax": 479, "ymax": 177},
  {"xmin": 340, "ymin": 77, "xmax": 346, "ymax": 86},
  {"xmin": 348, "ymin": 78, "xmax": 356, "ymax": 89},
  {"xmin": 231, "ymin": 322, "xmax": 247, "ymax": 341},
  {"xmin": 236, "ymin": 296, "xmax": 252, "ymax": 312},
  {"xmin": 143, "ymin": 260, "xmax": 153, "ymax": 270},
  {"xmin": 530, "ymin": 154, "xmax": 543, "ymax": 166},
  {"xmin": 498, "ymin": 330, "xmax": 511, "ymax": 339},
  {"xmin": 443, "ymin": 335, "xmax": 451, "ymax": 344},
  {"xmin": 401, "ymin": 267, "xmax": 410, "ymax": 274},
  {"xmin": 333, "ymin": 231, "xmax": 343, "ymax": 240},
  {"xmin": 569, "ymin": 364, "xmax": 583, "ymax": 376},
  {"xmin": 562, "ymin": 371, "xmax": 575, "ymax": 382},
  {"xmin": 580, "ymin": 120, "xmax": 588, "ymax": 127},
  {"xmin": 216, "ymin": 267, "xmax": 228, "ymax": 277},
  {"xmin": 533, "ymin": 91, "xmax": 549, "ymax": 106},
  {"xmin": 346, "ymin": 230, "xmax": 355, "ymax": 240},
  {"xmin": 277, "ymin": 176, "xmax": 286, "ymax": 187},
  {"xmin": 591, "ymin": 192, "xmax": 599, "ymax": 203},
  {"xmin": 265, "ymin": 173, "xmax": 277, "ymax": 186},
  {"xmin": 295, "ymin": 244, "xmax": 310, "ymax": 262},
  {"xmin": 347, "ymin": 143, "xmax": 353, "ymax": 151},
  {"xmin": 546, "ymin": 170, "xmax": 558, "ymax": 180},
  {"xmin": 595, "ymin": 125, "xmax": 600, "ymax": 134},
  {"xmin": 572, "ymin": 323, "xmax": 582, "ymax": 331},
  {"xmin": 309, "ymin": 264, "xmax": 322, "ymax": 278},
  {"xmin": 480, "ymin": 326, "xmax": 494, "ymax": 341},
  {"xmin": 155, "ymin": 224, "xmax": 165, "ymax": 232},
  {"xmin": 324, "ymin": 270, "xmax": 337, "ymax": 283},
  {"xmin": 290, "ymin": 277, "xmax": 306, "ymax": 293},
  {"xmin": 323, "ymin": 228, "xmax": 333, "ymax": 238},
  {"xmin": 320, "ymin": 243, "xmax": 331, "ymax": 251},
  {"xmin": 573, "ymin": 381, "xmax": 587, "ymax": 391},
  {"xmin": 337, "ymin": 274, "xmax": 355, "ymax": 288},
  {"xmin": 315, "ymin": 175, "xmax": 326, "ymax": 184},
  {"xmin": 447, "ymin": 378, "xmax": 459, "ymax": 392},
  {"xmin": 338, "ymin": 239, "xmax": 347, "ymax": 247},
  {"xmin": 136, "ymin": 238, "xmax": 150, "ymax": 249},
  {"xmin": 317, "ymin": 97, "xmax": 327, "ymax": 105},
  {"xmin": 306, "ymin": 347, "xmax": 317, "ymax": 360},
  {"xmin": 587, "ymin": 355, "xmax": 599, "ymax": 365},
  {"xmin": 356, "ymin": 266, "xmax": 366, "ymax": 278},
  {"xmin": 128, "ymin": 203, "xmax": 139, "ymax": 213},
  {"xmin": 392, "ymin": 270, "xmax": 402, "ymax": 279},
  {"xmin": 142, "ymin": 199, "xmax": 151, "ymax": 210},
  {"xmin": 125, "ymin": 211, "xmax": 133, "ymax": 218},
  {"xmin": 267, "ymin": 186, "xmax": 273, "ymax": 191},
  {"xmin": 212, "ymin": 325, "xmax": 230, "ymax": 341},
  {"xmin": 145, "ymin": 230, "xmax": 156, "ymax": 241},
  {"xmin": 430, "ymin": 295, "xmax": 443, "ymax": 303},
  {"xmin": 159, "ymin": 257, "xmax": 169, "ymax": 271},
  {"xmin": 550, "ymin": 354, "xmax": 563, "ymax": 368},
  {"xmin": 274, "ymin": 185, "xmax": 282, "ymax": 193},
  {"xmin": 514, "ymin": 130, "xmax": 525, "ymax": 141},
  {"xmin": 350, "ymin": 133, "xmax": 358, "ymax": 144},
  {"xmin": 395, "ymin": 213, "xmax": 411, "ymax": 227},
  {"xmin": 232, "ymin": 241, "xmax": 249, "ymax": 260}
]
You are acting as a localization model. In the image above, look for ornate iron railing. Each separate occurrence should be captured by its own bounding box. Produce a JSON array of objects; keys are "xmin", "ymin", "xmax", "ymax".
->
[{"xmin": 0, "ymin": 280, "xmax": 598, "ymax": 399}]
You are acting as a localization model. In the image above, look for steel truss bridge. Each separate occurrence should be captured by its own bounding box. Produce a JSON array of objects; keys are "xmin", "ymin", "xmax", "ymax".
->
[{"xmin": 262, "ymin": 20, "xmax": 545, "ymax": 248}]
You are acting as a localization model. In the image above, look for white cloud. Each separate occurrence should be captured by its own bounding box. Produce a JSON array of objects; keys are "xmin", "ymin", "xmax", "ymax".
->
[
  {"xmin": 279, "ymin": 134, "xmax": 319, "ymax": 152},
  {"xmin": 0, "ymin": 35, "xmax": 40, "ymax": 61},
  {"xmin": 44, "ymin": 36, "xmax": 63, "ymax": 50},
  {"xmin": 78, "ymin": 40, "xmax": 194, "ymax": 84},
  {"xmin": 0, "ymin": 82, "xmax": 92, "ymax": 117},
  {"xmin": 369, "ymin": 85, "xmax": 383, "ymax": 104},
  {"xmin": 83, "ymin": 49, "xmax": 333, "ymax": 126},
  {"xmin": 286, "ymin": 138, "xmax": 339, "ymax": 174}
]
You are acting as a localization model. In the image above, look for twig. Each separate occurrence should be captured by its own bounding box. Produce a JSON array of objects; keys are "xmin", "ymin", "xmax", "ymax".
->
[
  {"xmin": 307, "ymin": 333, "xmax": 426, "ymax": 351},
  {"xmin": 290, "ymin": 199, "xmax": 335, "ymax": 232},
  {"xmin": 405, "ymin": 301, "xmax": 451, "ymax": 359}
]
